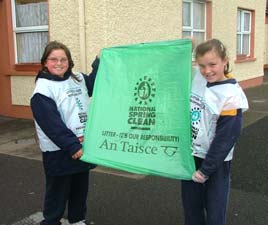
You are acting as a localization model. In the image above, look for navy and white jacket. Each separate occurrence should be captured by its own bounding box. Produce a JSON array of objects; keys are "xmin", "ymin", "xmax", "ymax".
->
[
  {"xmin": 191, "ymin": 70, "xmax": 248, "ymax": 177},
  {"xmin": 31, "ymin": 57, "xmax": 99, "ymax": 176}
]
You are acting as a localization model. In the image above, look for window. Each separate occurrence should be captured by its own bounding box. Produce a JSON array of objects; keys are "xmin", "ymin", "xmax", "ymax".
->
[
  {"xmin": 236, "ymin": 8, "xmax": 255, "ymax": 61},
  {"xmin": 182, "ymin": 0, "xmax": 206, "ymax": 46},
  {"xmin": 11, "ymin": 0, "xmax": 48, "ymax": 64}
]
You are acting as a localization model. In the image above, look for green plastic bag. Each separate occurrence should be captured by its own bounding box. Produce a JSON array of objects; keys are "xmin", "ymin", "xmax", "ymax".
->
[{"xmin": 82, "ymin": 39, "xmax": 195, "ymax": 180}]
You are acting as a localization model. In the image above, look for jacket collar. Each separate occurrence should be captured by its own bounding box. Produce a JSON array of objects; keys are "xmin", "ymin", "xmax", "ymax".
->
[{"xmin": 35, "ymin": 70, "xmax": 71, "ymax": 82}]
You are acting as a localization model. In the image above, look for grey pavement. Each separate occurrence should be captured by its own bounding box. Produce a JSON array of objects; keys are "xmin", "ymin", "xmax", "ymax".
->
[{"xmin": 0, "ymin": 73, "xmax": 268, "ymax": 225}]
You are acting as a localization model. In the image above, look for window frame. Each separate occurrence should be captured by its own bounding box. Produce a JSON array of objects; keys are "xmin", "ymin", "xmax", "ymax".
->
[
  {"xmin": 235, "ymin": 8, "xmax": 255, "ymax": 63},
  {"xmin": 182, "ymin": 0, "xmax": 207, "ymax": 46},
  {"xmin": 10, "ymin": 0, "xmax": 48, "ymax": 71}
]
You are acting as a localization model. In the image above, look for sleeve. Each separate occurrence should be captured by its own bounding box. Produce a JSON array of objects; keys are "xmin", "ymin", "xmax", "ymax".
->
[
  {"xmin": 199, "ymin": 109, "xmax": 242, "ymax": 176},
  {"xmin": 83, "ymin": 56, "xmax": 100, "ymax": 97},
  {"xmin": 31, "ymin": 93, "xmax": 82, "ymax": 156}
]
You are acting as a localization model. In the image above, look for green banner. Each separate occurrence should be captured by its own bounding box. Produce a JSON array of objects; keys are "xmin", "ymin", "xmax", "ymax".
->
[{"xmin": 82, "ymin": 39, "xmax": 195, "ymax": 180}]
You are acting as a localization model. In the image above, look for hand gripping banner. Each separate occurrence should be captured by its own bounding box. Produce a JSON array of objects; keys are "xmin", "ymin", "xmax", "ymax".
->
[{"xmin": 81, "ymin": 39, "xmax": 195, "ymax": 180}]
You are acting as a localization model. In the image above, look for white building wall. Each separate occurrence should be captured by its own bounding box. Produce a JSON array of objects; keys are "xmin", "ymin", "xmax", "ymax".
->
[
  {"xmin": 48, "ymin": 0, "xmax": 183, "ymax": 73},
  {"xmin": 11, "ymin": 0, "xmax": 267, "ymax": 106},
  {"xmin": 265, "ymin": 23, "xmax": 268, "ymax": 65},
  {"xmin": 212, "ymin": 0, "xmax": 266, "ymax": 81}
]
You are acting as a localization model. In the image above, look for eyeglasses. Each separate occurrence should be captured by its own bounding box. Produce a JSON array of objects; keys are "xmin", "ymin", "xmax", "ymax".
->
[{"xmin": 47, "ymin": 57, "xmax": 68, "ymax": 64}]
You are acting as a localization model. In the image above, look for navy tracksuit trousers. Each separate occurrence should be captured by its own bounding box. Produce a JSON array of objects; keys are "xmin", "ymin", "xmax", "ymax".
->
[
  {"xmin": 40, "ymin": 171, "xmax": 89, "ymax": 225},
  {"xmin": 181, "ymin": 158, "xmax": 231, "ymax": 225}
]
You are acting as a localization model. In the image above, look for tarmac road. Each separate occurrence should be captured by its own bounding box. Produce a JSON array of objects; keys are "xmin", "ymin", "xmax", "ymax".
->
[{"xmin": 0, "ymin": 75, "xmax": 267, "ymax": 225}]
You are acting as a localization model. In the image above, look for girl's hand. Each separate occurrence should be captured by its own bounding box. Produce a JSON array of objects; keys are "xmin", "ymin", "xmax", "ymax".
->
[
  {"xmin": 192, "ymin": 170, "xmax": 208, "ymax": 183},
  {"xmin": 72, "ymin": 149, "xmax": 83, "ymax": 160}
]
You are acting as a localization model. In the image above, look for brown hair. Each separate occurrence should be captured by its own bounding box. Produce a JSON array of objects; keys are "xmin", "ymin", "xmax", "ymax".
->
[{"xmin": 195, "ymin": 39, "xmax": 231, "ymax": 75}]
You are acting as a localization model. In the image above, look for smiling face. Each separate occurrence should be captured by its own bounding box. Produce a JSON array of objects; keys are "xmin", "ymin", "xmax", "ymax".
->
[
  {"xmin": 197, "ymin": 50, "xmax": 228, "ymax": 83},
  {"xmin": 44, "ymin": 49, "xmax": 69, "ymax": 77}
]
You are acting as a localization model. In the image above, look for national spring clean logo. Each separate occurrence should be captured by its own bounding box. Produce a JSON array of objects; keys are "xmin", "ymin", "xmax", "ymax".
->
[
  {"xmin": 128, "ymin": 76, "xmax": 156, "ymax": 130},
  {"xmin": 134, "ymin": 76, "xmax": 156, "ymax": 105}
]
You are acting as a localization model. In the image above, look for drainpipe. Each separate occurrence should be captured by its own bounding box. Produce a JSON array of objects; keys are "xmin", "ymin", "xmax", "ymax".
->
[{"xmin": 78, "ymin": 0, "xmax": 86, "ymax": 72}]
